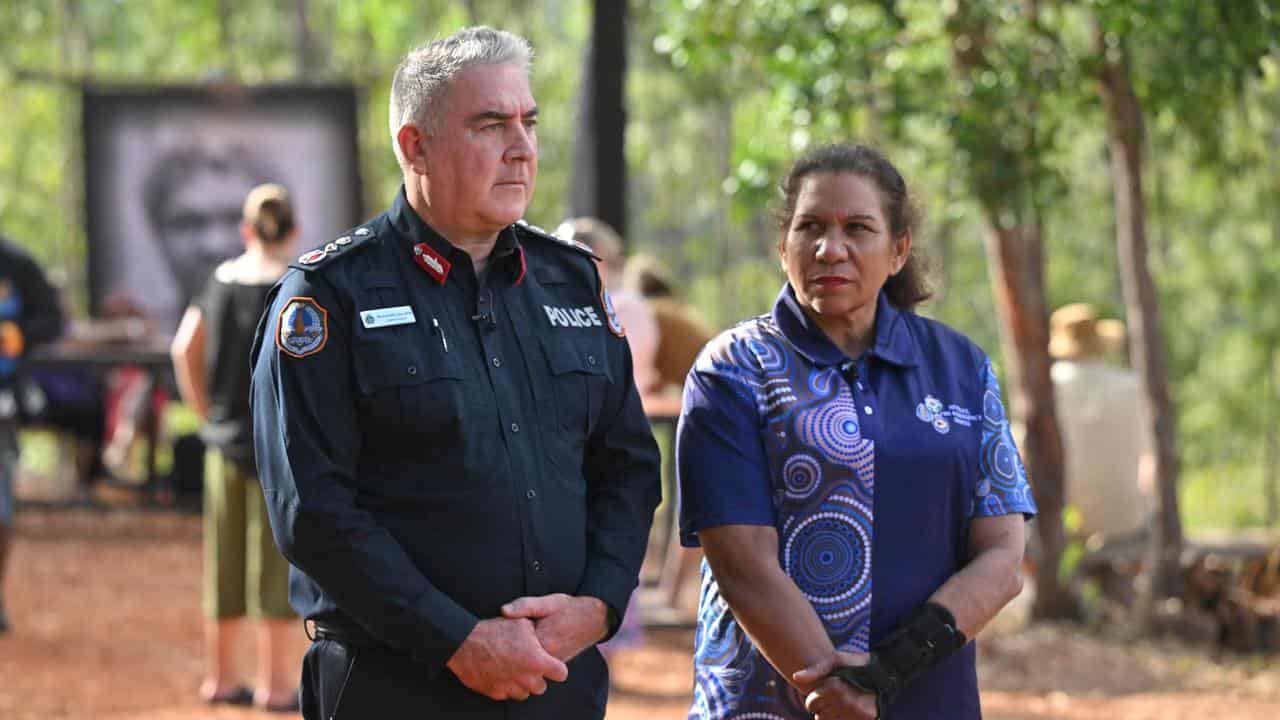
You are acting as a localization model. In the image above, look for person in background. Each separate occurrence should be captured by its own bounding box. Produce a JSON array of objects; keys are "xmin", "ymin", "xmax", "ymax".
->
[
  {"xmin": 676, "ymin": 143, "xmax": 1035, "ymax": 719},
  {"xmin": 622, "ymin": 255, "xmax": 714, "ymax": 622},
  {"xmin": 623, "ymin": 254, "xmax": 714, "ymax": 400},
  {"xmin": 556, "ymin": 217, "xmax": 660, "ymax": 404},
  {"xmin": 0, "ymin": 235, "xmax": 65, "ymax": 634},
  {"xmin": 170, "ymin": 183, "xmax": 299, "ymax": 711},
  {"xmin": 553, "ymin": 217, "xmax": 661, "ymax": 654},
  {"xmin": 1049, "ymin": 303, "xmax": 1152, "ymax": 545}
]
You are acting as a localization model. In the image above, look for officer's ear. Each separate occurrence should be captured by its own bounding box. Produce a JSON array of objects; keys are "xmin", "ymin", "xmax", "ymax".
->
[{"xmin": 397, "ymin": 124, "xmax": 429, "ymax": 176}]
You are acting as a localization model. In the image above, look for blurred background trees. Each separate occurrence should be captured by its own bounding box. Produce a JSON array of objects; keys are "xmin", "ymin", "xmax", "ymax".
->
[{"xmin": 2, "ymin": 0, "xmax": 1278, "ymax": 615}]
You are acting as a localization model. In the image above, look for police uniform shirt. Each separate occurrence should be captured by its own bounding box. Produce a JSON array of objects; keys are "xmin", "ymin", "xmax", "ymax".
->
[
  {"xmin": 250, "ymin": 189, "xmax": 661, "ymax": 716},
  {"xmin": 676, "ymin": 285, "xmax": 1037, "ymax": 720}
]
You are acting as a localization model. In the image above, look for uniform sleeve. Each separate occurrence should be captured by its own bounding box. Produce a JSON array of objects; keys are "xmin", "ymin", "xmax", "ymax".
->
[
  {"xmin": 973, "ymin": 358, "xmax": 1038, "ymax": 518},
  {"xmin": 675, "ymin": 344, "xmax": 775, "ymax": 547},
  {"xmin": 17, "ymin": 254, "xmax": 64, "ymax": 347},
  {"xmin": 251, "ymin": 270, "xmax": 478, "ymax": 676},
  {"xmin": 575, "ymin": 290, "xmax": 663, "ymax": 637}
]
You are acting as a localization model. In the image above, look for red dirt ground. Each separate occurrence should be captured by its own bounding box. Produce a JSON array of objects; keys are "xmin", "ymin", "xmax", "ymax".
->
[{"xmin": 2, "ymin": 508, "xmax": 1278, "ymax": 719}]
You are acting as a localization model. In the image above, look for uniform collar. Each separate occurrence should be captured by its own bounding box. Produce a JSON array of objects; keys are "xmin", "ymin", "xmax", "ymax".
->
[
  {"xmin": 390, "ymin": 186, "xmax": 526, "ymax": 286},
  {"xmin": 771, "ymin": 284, "xmax": 918, "ymax": 368}
]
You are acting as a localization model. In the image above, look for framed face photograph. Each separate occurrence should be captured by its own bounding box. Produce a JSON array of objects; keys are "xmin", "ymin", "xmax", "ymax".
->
[{"xmin": 83, "ymin": 85, "xmax": 362, "ymax": 333}]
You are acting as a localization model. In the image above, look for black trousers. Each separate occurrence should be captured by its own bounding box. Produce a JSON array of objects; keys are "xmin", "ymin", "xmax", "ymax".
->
[{"xmin": 301, "ymin": 638, "xmax": 609, "ymax": 720}]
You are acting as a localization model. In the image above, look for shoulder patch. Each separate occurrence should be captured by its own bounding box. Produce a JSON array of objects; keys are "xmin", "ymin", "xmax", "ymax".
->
[
  {"xmin": 600, "ymin": 287, "xmax": 626, "ymax": 338},
  {"xmin": 288, "ymin": 227, "xmax": 375, "ymax": 272},
  {"xmin": 276, "ymin": 297, "xmax": 329, "ymax": 358},
  {"xmin": 514, "ymin": 220, "xmax": 601, "ymax": 261}
]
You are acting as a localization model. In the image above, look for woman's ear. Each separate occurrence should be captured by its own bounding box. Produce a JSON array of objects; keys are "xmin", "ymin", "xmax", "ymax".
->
[
  {"xmin": 891, "ymin": 229, "xmax": 913, "ymax": 275},
  {"xmin": 776, "ymin": 233, "xmax": 788, "ymax": 271}
]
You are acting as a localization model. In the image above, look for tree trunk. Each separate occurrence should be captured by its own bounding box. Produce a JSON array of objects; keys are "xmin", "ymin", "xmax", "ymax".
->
[
  {"xmin": 1096, "ymin": 29, "xmax": 1184, "ymax": 600},
  {"xmin": 948, "ymin": 0, "xmax": 1077, "ymax": 619},
  {"xmin": 1268, "ymin": 98, "xmax": 1280, "ymax": 527},
  {"xmin": 984, "ymin": 221, "xmax": 1077, "ymax": 619},
  {"xmin": 293, "ymin": 0, "xmax": 318, "ymax": 79},
  {"xmin": 216, "ymin": 0, "xmax": 236, "ymax": 78},
  {"xmin": 1266, "ymin": 344, "xmax": 1278, "ymax": 527},
  {"xmin": 59, "ymin": 0, "xmax": 90, "ymax": 311},
  {"xmin": 569, "ymin": 0, "xmax": 628, "ymax": 240},
  {"xmin": 460, "ymin": 0, "xmax": 479, "ymax": 24}
]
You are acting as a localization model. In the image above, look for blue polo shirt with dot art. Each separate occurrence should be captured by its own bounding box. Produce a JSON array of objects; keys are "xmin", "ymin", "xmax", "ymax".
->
[{"xmin": 676, "ymin": 285, "xmax": 1037, "ymax": 720}]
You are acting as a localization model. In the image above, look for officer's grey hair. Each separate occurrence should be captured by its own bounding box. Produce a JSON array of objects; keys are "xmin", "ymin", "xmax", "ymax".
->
[{"xmin": 389, "ymin": 26, "xmax": 534, "ymax": 169}]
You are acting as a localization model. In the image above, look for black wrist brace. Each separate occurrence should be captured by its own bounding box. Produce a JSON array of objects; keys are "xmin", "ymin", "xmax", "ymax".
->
[{"xmin": 832, "ymin": 602, "xmax": 967, "ymax": 715}]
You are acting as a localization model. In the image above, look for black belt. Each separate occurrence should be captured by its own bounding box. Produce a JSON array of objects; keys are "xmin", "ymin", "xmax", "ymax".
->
[{"xmin": 307, "ymin": 619, "xmax": 379, "ymax": 648}]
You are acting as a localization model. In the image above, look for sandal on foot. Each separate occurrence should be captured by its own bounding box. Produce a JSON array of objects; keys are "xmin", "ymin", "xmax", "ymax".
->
[
  {"xmin": 261, "ymin": 694, "xmax": 301, "ymax": 713},
  {"xmin": 204, "ymin": 685, "xmax": 254, "ymax": 706}
]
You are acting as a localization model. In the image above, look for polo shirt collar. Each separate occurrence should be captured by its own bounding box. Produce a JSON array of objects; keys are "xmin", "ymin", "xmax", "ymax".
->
[{"xmin": 771, "ymin": 284, "xmax": 918, "ymax": 368}]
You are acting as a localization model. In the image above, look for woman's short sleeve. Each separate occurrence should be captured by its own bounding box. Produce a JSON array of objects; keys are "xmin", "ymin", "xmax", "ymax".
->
[
  {"xmin": 676, "ymin": 349, "xmax": 776, "ymax": 547},
  {"xmin": 973, "ymin": 359, "xmax": 1038, "ymax": 518}
]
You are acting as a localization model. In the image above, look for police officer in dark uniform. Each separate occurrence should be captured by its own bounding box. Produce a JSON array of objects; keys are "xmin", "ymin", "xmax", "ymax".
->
[
  {"xmin": 250, "ymin": 26, "xmax": 661, "ymax": 718},
  {"xmin": 0, "ymin": 235, "xmax": 65, "ymax": 633}
]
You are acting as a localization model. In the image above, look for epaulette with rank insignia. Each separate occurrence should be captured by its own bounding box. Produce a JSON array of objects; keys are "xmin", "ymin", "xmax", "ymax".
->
[
  {"xmin": 288, "ymin": 226, "xmax": 375, "ymax": 272},
  {"xmin": 514, "ymin": 219, "xmax": 601, "ymax": 261}
]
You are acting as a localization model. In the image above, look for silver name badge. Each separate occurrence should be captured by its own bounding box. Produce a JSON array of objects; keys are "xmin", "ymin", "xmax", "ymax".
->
[{"xmin": 360, "ymin": 305, "xmax": 417, "ymax": 329}]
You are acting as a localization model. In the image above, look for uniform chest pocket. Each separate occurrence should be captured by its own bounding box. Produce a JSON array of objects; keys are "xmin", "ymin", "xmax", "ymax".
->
[
  {"xmin": 352, "ymin": 331, "xmax": 465, "ymax": 444},
  {"xmin": 540, "ymin": 336, "xmax": 609, "ymax": 446}
]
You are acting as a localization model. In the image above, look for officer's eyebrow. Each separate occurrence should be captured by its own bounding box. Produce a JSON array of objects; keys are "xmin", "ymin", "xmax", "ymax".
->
[{"xmin": 468, "ymin": 107, "xmax": 539, "ymax": 125}]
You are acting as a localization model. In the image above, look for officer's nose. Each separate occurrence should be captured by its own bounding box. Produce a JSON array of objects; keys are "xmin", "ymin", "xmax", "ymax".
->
[{"xmin": 506, "ymin": 126, "xmax": 536, "ymax": 163}]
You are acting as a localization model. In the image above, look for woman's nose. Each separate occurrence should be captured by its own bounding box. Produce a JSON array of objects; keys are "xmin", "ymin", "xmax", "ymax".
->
[{"xmin": 814, "ymin": 235, "xmax": 848, "ymax": 263}]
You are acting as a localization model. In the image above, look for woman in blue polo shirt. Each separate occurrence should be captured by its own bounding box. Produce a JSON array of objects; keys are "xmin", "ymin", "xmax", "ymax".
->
[{"xmin": 676, "ymin": 143, "xmax": 1036, "ymax": 720}]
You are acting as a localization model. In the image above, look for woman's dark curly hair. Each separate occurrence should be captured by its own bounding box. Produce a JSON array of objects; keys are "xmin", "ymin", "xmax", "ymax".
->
[{"xmin": 775, "ymin": 143, "xmax": 932, "ymax": 311}]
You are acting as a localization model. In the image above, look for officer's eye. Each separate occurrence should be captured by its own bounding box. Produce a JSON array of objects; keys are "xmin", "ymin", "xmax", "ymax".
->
[{"xmin": 523, "ymin": 117, "xmax": 538, "ymax": 129}]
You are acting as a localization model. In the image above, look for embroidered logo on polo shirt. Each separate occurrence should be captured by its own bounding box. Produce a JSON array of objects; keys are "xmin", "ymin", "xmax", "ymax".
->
[{"xmin": 915, "ymin": 394, "xmax": 979, "ymax": 434}]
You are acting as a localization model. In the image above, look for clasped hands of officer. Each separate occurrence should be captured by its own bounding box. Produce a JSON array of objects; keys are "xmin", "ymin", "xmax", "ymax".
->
[
  {"xmin": 793, "ymin": 650, "xmax": 879, "ymax": 720},
  {"xmin": 445, "ymin": 593, "xmax": 609, "ymax": 701}
]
